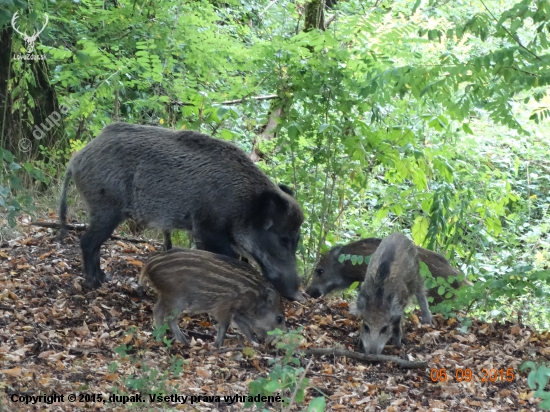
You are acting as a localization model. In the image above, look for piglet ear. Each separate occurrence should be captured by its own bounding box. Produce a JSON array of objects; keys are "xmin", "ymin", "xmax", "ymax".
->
[
  {"xmin": 264, "ymin": 287, "xmax": 279, "ymax": 306},
  {"xmin": 329, "ymin": 245, "xmax": 345, "ymax": 264},
  {"xmin": 353, "ymin": 291, "xmax": 367, "ymax": 313}
]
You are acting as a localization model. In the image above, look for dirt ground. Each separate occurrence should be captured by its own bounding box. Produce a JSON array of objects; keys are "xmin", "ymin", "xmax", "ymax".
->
[{"xmin": 0, "ymin": 220, "xmax": 548, "ymax": 411}]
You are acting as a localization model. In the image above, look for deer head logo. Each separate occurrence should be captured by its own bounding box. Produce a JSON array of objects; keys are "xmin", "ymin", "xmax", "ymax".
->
[{"xmin": 11, "ymin": 12, "xmax": 48, "ymax": 53}]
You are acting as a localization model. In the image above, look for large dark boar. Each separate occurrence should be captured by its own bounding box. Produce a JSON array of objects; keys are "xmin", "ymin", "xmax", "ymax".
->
[
  {"xmin": 354, "ymin": 233, "xmax": 432, "ymax": 355},
  {"xmin": 59, "ymin": 123, "xmax": 304, "ymax": 300},
  {"xmin": 306, "ymin": 237, "xmax": 470, "ymax": 304},
  {"xmin": 138, "ymin": 248, "xmax": 287, "ymax": 348}
]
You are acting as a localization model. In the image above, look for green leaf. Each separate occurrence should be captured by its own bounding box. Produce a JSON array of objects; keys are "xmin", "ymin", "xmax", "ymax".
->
[
  {"xmin": 318, "ymin": 123, "xmax": 330, "ymax": 133},
  {"xmin": 242, "ymin": 347, "xmax": 256, "ymax": 357},
  {"xmin": 392, "ymin": 204, "xmax": 403, "ymax": 216},
  {"xmin": 264, "ymin": 380, "xmax": 281, "ymax": 393},
  {"xmin": 76, "ymin": 51, "xmax": 90, "ymax": 63},
  {"xmin": 462, "ymin": 124, "xmax": 473, "ymax": 134},
  {"xmin": 349, "ymin": 281, "xmax": 360, "ymax": 291},
  {"xmin": 411, "ymin": 0, "xmax": 422, "ymax": 14},
  {"xmin": 419, "ymin": 262, "xmax": 432, "ymax": 278},
  {"xmin": 307, "ymin": 396, "xmax": 326, "ymax": 411},
  {"xmin": 375, "ymin": 208, "xmax": 388, "ymax": 221},
  {"xmin": 437, "ymin": 286, "xmax": 445, "ymax": 296},
  {"xmin": 1, "ymin": 148, "xmax": 14, "ymax": 163},
  {"xmin": 411, "ymin": 216, "xmax": 429, "ymax": 245},
  {"xmin": 9, "ymin": 162, "xmax": 21, "ymax": 171},
  {"xmin": 351, "ymin": 255, "xmax": 358, "ymax": 265},
  {"xmin": 220, "ymin": 129, "xmax": 234, "ymax": 140},
  {"xmin": 338, "ymin": 254, "xmax": 345, "ymax": 263},
  {"xmin": 217, "ymin": 106, "xmax": 229, "ymax": 119}
]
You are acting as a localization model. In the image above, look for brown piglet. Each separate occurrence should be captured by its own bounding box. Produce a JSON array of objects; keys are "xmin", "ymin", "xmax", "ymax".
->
[{"xmin": 139, "ymin": 248, "xmax": 287, "ymax": 348}]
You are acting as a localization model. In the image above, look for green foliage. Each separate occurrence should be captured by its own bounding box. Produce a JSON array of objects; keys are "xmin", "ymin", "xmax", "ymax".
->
[
  {"xmin": 0, "ymin": 148, "xmax": 44, "ymax": 226},
  {"xmin": 337, "ymin": 254, "xmax": 371, "ymax": 266},
  {"xmin": 520, "ymin": 361, "xmax": 550, "ymax": 409},
  {"xmin": 246, "ymin": 328, "xmax": 325, "ymax": 411},
  {"xmin": 108, "ymin": 324, "xmax": 185, "ymax": 408}
]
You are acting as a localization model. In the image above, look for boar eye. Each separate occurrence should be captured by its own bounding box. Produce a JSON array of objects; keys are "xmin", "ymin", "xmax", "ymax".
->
[
  {"xmin": 380, "ymin": 326, "xmax": 388, "ymax": 334},
  {"xmin": 276, "ymin": 315, "xmax": 284, "ymax": 324},
  {"xmin": 315, "ymin": 268, "xmax": 324, "ymax": 276},
  {"xmin": 363, "ymin": 324, "xmax": 370, "ymax": 333},
  {"xmin": 279, "ymin": 237, "xmax": 290, "ymax": 247}
]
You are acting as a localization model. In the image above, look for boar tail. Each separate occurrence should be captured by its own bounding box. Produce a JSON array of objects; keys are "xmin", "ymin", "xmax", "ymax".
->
[{"xmin": 58, "ymin": 166, "xmax": 73, "ymax": 241}]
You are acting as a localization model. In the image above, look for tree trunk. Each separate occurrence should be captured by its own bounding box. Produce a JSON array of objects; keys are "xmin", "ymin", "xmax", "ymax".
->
[
  {"xmin": 304, "ymin": 0, "xmax": 326, "ymax": 32},
  {"xmin": 0, "ymin": 24, "xmax": 62, "ymax": 161},
  {"xmin": 249, "ymin": 0, "xmax": 327, "ymax": 162}
]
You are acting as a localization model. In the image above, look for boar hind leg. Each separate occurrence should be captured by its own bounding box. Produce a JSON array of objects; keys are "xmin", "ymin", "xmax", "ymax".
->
[
  {"xmin": 80, "ymin": 210, "xmax": 122, "ymax": 288},
  {"xmin": 167, "ymin": 316, "xmax": 189, "ymax": 345},
  {"xmin": 163, "ymin": 230, "xmax": 172, "ymax": 251},
  {"xmin": 415, "ymin": 290, "xmax": 433, "ymax": 325},
  {"xmin": 213, "ymin": 313, "xmax": 233, "ymax": 349}
]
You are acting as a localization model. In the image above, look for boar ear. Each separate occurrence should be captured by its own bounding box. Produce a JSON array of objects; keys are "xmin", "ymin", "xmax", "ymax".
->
[
  {"xmin": 278, "ymin": 184, "xmax": 295, "ymax": 197},
  {"xmin": 263, "ymin": 219, "xmax": 274, "ymax": 230},
  {"xmin": 251, "ymin": 191, "xmax": 288, "ymax": 227}
]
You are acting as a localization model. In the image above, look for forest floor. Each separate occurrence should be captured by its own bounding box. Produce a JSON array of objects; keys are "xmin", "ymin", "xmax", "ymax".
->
[{"xmin": 0, "ymin": 216, "xmax": 548, "ymax": 411}]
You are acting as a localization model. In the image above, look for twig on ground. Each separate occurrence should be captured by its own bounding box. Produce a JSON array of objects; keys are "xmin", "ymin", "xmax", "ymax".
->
[
  {"xmin": 30, "ymin": 221, "xmax": 162, "ymax": 245},
  {"xmin": 305, "ymin": 348, "xmax": 427, "ymax": 369},
  {"xmin": 204, "ymin": 347, "xmax": 245, "ymax": 356}
]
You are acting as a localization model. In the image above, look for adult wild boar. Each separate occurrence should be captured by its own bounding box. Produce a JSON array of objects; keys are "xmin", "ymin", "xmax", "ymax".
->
[
  {"xmin": 306, "ymin": 237, "xmax": 470, "ymax": 304},
  {"xmin": 138, "ymin": 248, "xmax": 287, "ymax": 348},
  {"xmin": 59, "ymin": 123, "xmax": 304, "ymax": 300},
  {"xmin": 354, "ymin": 233, "xmax": 432, "ymax": 355}
]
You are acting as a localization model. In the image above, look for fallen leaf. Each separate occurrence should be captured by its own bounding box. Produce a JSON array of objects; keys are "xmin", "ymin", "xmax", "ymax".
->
[
  {"xmin": 0, "ymin": 367, "xmax": 22, "ymax": 377},
  {"xmin": 75, "ymin": 321, "xmax": 90, "ymax": 337},
  {"xmin": 196, "ymin": 368, "xmax": 210, "ymax": 378}
]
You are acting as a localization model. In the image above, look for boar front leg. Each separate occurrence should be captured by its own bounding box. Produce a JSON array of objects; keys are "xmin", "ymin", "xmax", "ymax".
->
[
  {"xmin": 163, "ymin": 230, "xmax": 172, "ymax": 251},
  {"xmin": 194, "ymin": 225, "xmax": 237, "ymax": 259},
  {"xmin": 415, "ymin": 290, "xmax": 433, "ymax": 325}
]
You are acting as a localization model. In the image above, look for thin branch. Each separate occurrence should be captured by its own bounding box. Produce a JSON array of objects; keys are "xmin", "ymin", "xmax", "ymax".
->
[
  {"xmin": 170, "ymin": 94, "xmax": 280, "ymax": 107},
  {"xmin": 305, "ymin": 348, "xmax": 428, "ymax": 369},
  {"xmin": 285, "ymin": 358, "xmax": 314, "ymax": 412},
  {"xmin": 260, "ymin": 0, "xmax": 279, "ymax": 16},
  {"xmin": 307, "ymin": 371, "xmax": 342, "ymax": 381},
  {"xmin": 204, "ymin": 347, "xmax": 245, "ymax": 355},
  {"xmin": 220, "ymin": 94, "xmax": 279, "ymax": 105},
  {"xmin": 478, "ymin": 0, "xmax": 541, "ymax": 61},
  {"xmin": 29, "ymin": 221, "xmax": 162, "ymax": 245}
]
